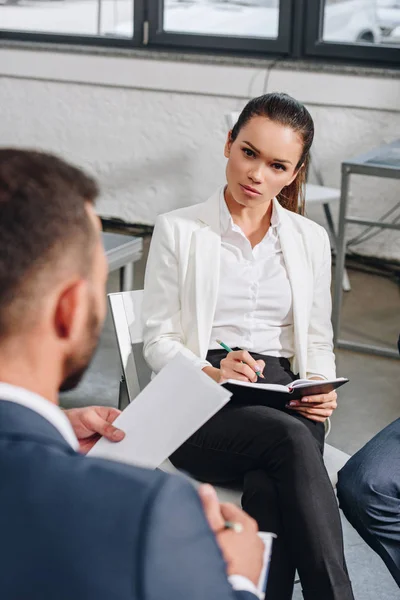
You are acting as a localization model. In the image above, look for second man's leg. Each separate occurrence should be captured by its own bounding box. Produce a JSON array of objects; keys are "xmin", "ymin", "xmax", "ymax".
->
[{"xmin": 337, "ymin": 418, "xmax": 400, "ymax": 587}]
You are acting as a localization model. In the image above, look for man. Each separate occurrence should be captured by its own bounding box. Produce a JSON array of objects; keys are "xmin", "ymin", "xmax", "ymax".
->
[
  {"xmin": 0, "ymin": 149, "xmax": 263, "ymax": 600},
  {"xmin": 336, "ymin": 335, "xmax": 400, "ymax": 588}
]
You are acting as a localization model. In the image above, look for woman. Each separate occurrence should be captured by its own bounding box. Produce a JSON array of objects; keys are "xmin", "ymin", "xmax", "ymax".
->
[{"xmin": 142, "ymin": 93, "xmax": 354, "ymax": 600}]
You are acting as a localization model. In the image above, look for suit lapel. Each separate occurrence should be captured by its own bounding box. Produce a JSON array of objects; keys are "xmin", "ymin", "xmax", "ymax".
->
[{"xmin": 274, "ymin": 200, "xmax": 309, "ymax": 377}]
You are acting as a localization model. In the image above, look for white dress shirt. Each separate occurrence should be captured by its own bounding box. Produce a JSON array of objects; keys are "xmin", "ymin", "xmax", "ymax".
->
[
  {"xmin": 0, "ymin": 382, "xmax": 79, "ymax": 450},
  {"xmin": 209, "ymin": 193, "xmax": 295, "ymax": 358},
  {"xmin": 0, "ymin": 382, "xmax": 262, "ymax": 598}
]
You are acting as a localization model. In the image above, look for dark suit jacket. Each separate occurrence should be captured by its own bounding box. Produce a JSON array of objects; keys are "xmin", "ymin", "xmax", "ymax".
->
[{"xmin": 0, "ymin": 400, "xmax": 256, "ymax": 600}]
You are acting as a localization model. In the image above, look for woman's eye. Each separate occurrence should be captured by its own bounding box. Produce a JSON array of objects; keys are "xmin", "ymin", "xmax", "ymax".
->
[
  {"xmin": 272, "ymin": 163, "xmax": 286, "ymax": 171},
  {"xmin": 242, "ymin": 148, "xmax": 255, "ymax": 158}
]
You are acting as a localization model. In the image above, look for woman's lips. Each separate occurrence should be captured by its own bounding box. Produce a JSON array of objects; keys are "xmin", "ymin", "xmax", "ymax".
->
[{"xmin": 240, "ymin": 184, "xmax": 261, "ymax": 197}]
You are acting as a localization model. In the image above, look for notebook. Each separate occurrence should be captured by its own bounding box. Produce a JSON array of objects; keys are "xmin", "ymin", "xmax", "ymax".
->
[
  {"xmin": 222, "ymin": 377, "xmax": 349, "ymax": 401},
  {"xmin": 88, "ymin": 353, "xmax": 232, "ymax": 469}
]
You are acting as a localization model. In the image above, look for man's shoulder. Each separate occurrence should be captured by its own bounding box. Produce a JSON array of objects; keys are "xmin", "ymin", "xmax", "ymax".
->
[
  {"xmin": 0, "ymin": 431, "xmax": 209, "ymax": 599},
  {"xmin": 1, "ymin": 434, "xmax": 195, "ymax": 554},
  {"xmin": 1, "ymin": 429, "xmax": 186, "ymax": 518},
  {"xmin": 77, "ymin": 454, "xmax": 180, "ymax": 498},
  {"xmin": 54, "ymin": 450, "xmax": 183, "ymax": 512}
]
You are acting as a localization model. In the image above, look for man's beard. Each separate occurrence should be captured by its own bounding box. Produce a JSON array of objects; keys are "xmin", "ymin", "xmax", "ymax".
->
[{"xmin": 59, "ymin": 309, "xmax": 102, "ymax": 392}]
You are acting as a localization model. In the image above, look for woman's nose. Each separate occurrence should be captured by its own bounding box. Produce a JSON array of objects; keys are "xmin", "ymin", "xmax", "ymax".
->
[{"xmin": 248, "ymin": 165, "xmax": 263, "ymax": 184}]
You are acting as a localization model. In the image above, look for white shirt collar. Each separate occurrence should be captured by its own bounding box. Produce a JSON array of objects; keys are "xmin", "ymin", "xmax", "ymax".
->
[
  {"xmin": 219, "ymin": 188, "xmax": 281, "ymax": 235},
  {"xmin": 0, "ymin": 382, "xmax": 79, "ymax": 451}
]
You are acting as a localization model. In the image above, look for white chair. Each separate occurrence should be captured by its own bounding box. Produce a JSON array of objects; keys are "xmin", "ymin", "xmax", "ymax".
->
[
  {"xmin": 109, "ymin": 290, "xmax": 351, "ymax": 503},
  {"xmin": 224, "ymin": 112, "xmax": 351, "ymax": 292}
]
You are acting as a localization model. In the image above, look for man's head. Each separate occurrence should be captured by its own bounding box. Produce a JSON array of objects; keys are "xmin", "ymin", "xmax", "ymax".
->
[{"xmin": 0, "ymin": 149, "xmax": 108, "ymax": 393}]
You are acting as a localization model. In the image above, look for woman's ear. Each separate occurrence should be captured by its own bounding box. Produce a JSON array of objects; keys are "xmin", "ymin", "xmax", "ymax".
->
[{"xmin": 224, "ymin": 131, "xmax": 233, "ymax": 159}]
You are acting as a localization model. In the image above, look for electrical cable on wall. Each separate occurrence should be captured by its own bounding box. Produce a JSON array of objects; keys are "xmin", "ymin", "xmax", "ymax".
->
[
  {"xmin": 236, "ymin": 58, "xmax": 282, "ymax": 116},
  {"xmin": 262, "ymin": 58, "xmax": 281, "ymax": 95}
]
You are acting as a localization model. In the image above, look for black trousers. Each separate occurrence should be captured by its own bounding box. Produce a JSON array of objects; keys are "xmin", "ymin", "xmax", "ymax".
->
[{"xmin": 170, "ymin": 351, "xmax": 354, "ymax": 600}]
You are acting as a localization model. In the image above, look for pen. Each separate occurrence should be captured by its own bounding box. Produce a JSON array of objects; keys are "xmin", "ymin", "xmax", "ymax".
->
[{"xmin": 216, "ymin": 339, "xmax": 263, "ymax": 378}]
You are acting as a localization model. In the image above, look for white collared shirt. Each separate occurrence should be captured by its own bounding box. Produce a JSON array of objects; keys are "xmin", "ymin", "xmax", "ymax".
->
[
  {"xmin": 209, "ymin": 191, "xmax": 295, "ymax": 358},
  {"xmin": 0, "ymin": 382, "xmax": 79, "ymax": 450}
]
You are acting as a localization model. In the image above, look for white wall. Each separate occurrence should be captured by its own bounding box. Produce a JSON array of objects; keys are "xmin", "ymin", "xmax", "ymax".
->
[{"xmin": 0, "ymin": 47, "xmax": 399, "ymax": 260}]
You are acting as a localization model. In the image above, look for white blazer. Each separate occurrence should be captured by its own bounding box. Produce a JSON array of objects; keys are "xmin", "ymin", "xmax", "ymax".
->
[{"xmin": 142, "ymin": 189, "xmax": 336, "ymax": 380}]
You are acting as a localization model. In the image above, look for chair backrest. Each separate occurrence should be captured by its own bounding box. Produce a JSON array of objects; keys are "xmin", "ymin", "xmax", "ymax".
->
[{"xmin": 109, "ymin": 290, "xmax": 149, "ymax": 402}]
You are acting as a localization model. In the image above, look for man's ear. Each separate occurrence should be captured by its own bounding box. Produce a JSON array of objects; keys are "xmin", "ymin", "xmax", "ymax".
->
[
  {"xmin": 224, "ymin": 131, "xmax": 233, "ymax": 159},
  {"xmin": 54, "ymin": 279, "xmax": 88, "ymax": 342}
]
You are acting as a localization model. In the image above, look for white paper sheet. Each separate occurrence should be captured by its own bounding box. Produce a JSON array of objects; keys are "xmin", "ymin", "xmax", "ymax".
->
[
  {"xmin": 88, "ymin": 353, "xmax": 232, "ymax": 469},
  {"xmin": 257, "ymin": 532, "xmax": 276, "ymax": 598}
]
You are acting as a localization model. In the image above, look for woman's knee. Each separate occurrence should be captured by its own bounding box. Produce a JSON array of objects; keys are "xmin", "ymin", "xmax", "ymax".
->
[
  {"xmin": 269, "ymin": 416, "xmax": 319, "ymax": 460},
  {"xmin": 282, "ymin": 416, "xmax": 316, "ymax": 449}
]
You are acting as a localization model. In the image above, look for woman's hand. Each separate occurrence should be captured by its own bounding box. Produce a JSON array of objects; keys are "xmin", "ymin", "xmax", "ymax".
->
[
  {"xmin": 220, "ymin": 350, "xmax": 265, "ymax": 383},
  {"xmin": 286, "ymin": 390, "xmax": 337, "ymax": 423},
  {"xmin": 202, "ymin": 350, "xmax": 264, "ymax": 384}
]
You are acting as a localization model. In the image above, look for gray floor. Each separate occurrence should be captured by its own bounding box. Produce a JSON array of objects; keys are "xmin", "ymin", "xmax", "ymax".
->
[{"xmin": 60, "ymin": 240, "xmax": 400, "ymax": 599}]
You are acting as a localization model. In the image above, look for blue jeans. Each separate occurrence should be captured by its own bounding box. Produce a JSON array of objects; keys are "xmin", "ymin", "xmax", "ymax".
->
[{"xmin": 337, "ymin": 418, "xmax": 400, "ymax": 587}]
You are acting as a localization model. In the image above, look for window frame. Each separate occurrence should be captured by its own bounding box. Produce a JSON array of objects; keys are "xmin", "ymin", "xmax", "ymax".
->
[
  {"xmin": 0, "ymin": 0, "xmax": 399, "ymax": 68},
  {"xmin": 0, "ymin": 0, "xmax": 143, "ymax": 48},
  {"xmin": 146, "ymin": 0, "xmax": 293, "ymax": 55},
  {"xmin": 304, "ymin": 0, "xmax": 400, "ymax": 66}
]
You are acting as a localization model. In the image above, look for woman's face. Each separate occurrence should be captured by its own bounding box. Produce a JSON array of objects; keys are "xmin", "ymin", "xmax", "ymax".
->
[{"xmin": 224, "ymin": 115, "xmax": 304, "ymax": 207}]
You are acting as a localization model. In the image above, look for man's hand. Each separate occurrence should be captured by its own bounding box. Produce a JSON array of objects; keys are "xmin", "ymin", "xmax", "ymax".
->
[
  {"xmin": 65, "ymin": 406, "xmax": 125, "ymax": 454},
  {"xmin": 199, "ymin": 484, "xmax": 264, "ymax": 586}
]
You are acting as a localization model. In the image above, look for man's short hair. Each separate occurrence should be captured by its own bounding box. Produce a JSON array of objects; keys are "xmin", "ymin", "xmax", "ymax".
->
[{"xmin": 0, "ymin": 149, "xmax": 99, "ymax": 336}]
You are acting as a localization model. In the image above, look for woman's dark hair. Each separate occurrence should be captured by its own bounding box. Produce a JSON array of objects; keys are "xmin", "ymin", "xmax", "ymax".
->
[{"xmin": 230, "ymin": 92, "xmax": 314, "ymax": 214}]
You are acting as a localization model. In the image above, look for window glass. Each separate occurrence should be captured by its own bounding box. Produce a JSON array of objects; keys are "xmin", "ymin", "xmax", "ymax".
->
[
  {"xmin": 0, "ymin": 0, "xmax": 134, "ymax": 38},
  {"xmin": 163, "ymin": 0, "xmax": 280, "ymax": 39},
  {"xmin": 321, "ymin": 0, "xmax": 400, "ymax": 46}
]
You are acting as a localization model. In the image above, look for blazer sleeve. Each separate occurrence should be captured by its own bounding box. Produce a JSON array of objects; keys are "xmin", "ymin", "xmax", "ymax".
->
[
  {"xmin": 306, "ymin": 228, "xmax": 336, "ymax": 380},
  {"xmin": 142, "ymin": 214, "xmax": 210, "ymax": 373},
  {"xmin": 140, "ymin": 475, "xmax": 258, "ymax": 600}
]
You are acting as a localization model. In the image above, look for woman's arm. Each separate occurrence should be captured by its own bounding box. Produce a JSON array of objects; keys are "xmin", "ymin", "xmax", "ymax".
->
[
  {"xmin": 142, "ymin": 214, "xmax": 211, "ymax": 374},
  {"xmin": 306, "ymin": 228, "xmax": 336, "ymax": 381}
]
